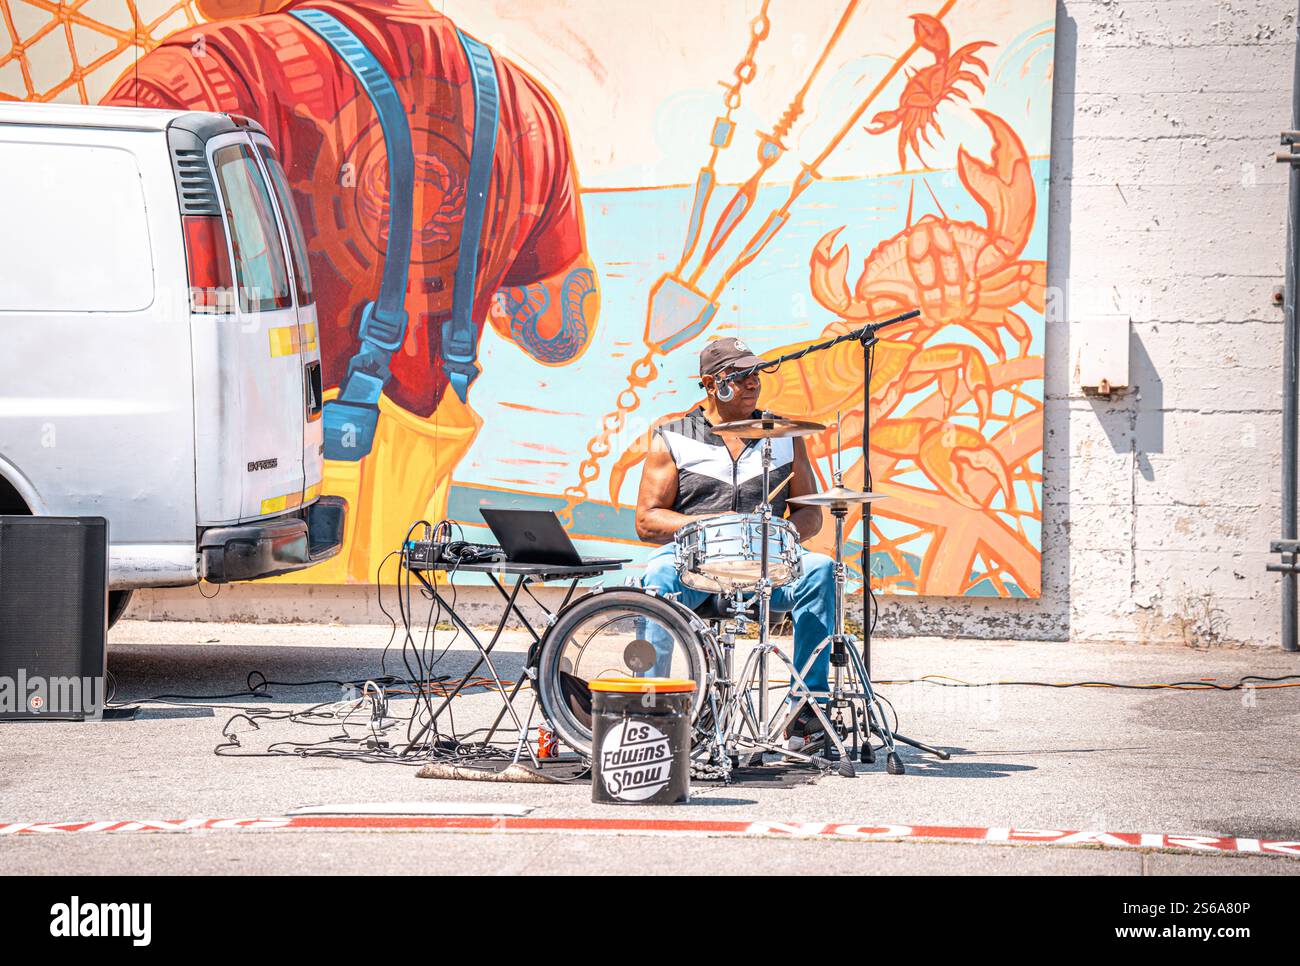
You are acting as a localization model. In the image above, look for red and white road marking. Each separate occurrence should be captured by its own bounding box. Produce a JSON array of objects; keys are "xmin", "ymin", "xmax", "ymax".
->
[{"xmin": 0, "ymin": 816, "xmax": 1296, "ymax": 856}]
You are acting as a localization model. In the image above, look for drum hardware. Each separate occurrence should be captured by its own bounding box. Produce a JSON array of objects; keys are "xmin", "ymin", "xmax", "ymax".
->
[
  {"xmin": 786, "ymin": 486, "xmax": 891, "ymax": 508},
  {"xmin": 533, "ymin": 310, "xmax": 950, "ymax": 776},
  {"xmin": 755, "ymin": 420, "xmax": 775, "ymax": 735},
  {"xmin": 709, "ymin": 416, "xmax": 826, "ymax": 438},
  {"xmin": 780, "ymin": 481, "xmax": 903, "ymax": 772},
  {"xmin": 712, "ymin": 313, "xmax": 951, "ymax": 770},
  {"xmin": 674, "ymin": 514, "xmax": 802, "ymax": 593},
  {"xmin": 707, "ymin": 319, "xmax": 951, "ymax": 780},
  {"xmin": 726, "ymin": 623, "xmax": 857, "ymax": 777},
  {"xmin": 696, "ymin": 415, "xmax": 858, "ymax": 776}
]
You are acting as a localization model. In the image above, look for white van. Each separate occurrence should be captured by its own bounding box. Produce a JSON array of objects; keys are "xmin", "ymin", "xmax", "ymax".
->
[{"xmin": 0, "ymin": 104, "xmax": 344, "ymax": 624}]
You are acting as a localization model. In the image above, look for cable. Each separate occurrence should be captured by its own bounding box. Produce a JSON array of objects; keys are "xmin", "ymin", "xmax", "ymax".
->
[
  {"xmin": 872, "ymin": 672, "xmax": 1300, "ymax": 692},
  {"xmin": 105, "ymin": 519, "xmax": 539, "ymax": 769},
  {"xmin": 106, "ymin": 669, "xmax": 429, "ymax": 712}
]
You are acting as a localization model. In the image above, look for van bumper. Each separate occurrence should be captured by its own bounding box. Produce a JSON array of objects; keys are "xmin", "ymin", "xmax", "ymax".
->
[{"xmin": 198, "ymin": 496, "xmax": 347, "ymax": 583}]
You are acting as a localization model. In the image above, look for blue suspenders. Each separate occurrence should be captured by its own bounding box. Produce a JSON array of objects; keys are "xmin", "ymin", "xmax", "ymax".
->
[
  {"xmin": 445, "ymin": 30, "xmax": 499, "ymax": 406},
  {"xmin": 291, "ymin": 8, "xmax": 498, "ymax": 460}
]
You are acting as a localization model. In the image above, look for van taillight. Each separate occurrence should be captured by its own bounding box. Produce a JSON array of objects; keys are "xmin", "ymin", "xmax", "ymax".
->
[{"xmin": 182, "ymin": 215, "xmax": 234, "ymax": 313}]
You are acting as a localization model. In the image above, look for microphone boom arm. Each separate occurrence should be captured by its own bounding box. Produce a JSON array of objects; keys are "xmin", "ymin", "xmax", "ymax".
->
[{"xmin": 714, "ymin": 308, "xmax": 920, "ymax": 391}]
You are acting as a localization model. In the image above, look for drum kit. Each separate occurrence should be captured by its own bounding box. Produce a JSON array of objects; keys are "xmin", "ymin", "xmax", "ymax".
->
[{"xmin": 534, "ymin": 412, "xmax": 948, "ymax": 781}]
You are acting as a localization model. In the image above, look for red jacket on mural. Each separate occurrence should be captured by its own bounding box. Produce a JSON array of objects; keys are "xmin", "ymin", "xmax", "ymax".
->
[{"xmin": 103, "ymin": 0, "xmax": 591, "ymax": 418}]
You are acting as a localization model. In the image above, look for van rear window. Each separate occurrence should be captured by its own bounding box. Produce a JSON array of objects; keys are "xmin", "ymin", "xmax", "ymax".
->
[
  {"xmin": 213, "ymin": 143, "xmax": 293, "ymax": 314},
  {"xmin": 0, "ymin": 141, "xmax": 154, "ymax": 313},
  {"xmin": 258, "ymin": 144, "xmax": 314, "ymax": 307}
]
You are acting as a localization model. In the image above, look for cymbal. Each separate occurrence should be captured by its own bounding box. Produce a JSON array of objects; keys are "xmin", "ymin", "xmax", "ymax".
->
[
  {"xmin": 712, "ymin": 416, "xmax": 826, "ymax": 439},
  {"xmin": 787, "ymin": 486, "xmax": 890, "ymax": 507}
]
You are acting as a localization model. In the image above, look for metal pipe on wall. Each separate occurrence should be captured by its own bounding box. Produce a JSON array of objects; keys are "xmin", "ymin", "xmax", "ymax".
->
[{"xmin": 1277, "ymin": 7, "xmax": 1300, "ymax": 652}]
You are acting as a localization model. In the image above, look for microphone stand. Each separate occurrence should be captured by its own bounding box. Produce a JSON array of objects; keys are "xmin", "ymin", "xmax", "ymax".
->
[
  {"xmin": 718, "ymin": 307, "xmax": 950, "ymax": 764},
  {"xmin": 862, "ymin": 334, "xmax": 874, "ymax": 678},
  {"xmin": 715, "ymin": 312, "xmax": 918, "ymax": 669}
]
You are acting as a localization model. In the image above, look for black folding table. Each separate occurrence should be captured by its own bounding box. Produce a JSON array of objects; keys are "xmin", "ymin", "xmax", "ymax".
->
[{"xmin": 401, "ymin": 558, "xmax": 627, "ymax": 764}]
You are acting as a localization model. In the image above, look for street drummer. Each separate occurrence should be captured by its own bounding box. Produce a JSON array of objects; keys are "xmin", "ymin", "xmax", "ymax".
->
[{"xmin": 635, "ymin": 337, "xmax": 835, "ymax": 747}]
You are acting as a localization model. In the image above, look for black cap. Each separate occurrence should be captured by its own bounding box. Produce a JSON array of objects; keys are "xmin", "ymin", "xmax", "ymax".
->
[{"xmin": 699, "ymin": 337, "xmax": 766, "ymax": 377}]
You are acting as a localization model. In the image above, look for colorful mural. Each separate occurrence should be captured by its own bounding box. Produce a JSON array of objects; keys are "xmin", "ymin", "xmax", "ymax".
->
[{"xmin": 0, "ymin": 0, "xmax": 1055, "ymax": 597}]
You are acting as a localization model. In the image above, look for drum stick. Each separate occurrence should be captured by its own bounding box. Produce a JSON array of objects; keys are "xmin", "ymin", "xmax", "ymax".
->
[{"xmin": 768, "ymin": 471, "xmax": 794, "ymax": 502}]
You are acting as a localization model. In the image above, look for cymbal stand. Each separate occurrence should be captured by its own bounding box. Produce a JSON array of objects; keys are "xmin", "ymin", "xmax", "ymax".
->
[
  {"xmin": 711, "ymin": 315, "xmax": 953, "ymax": 771},
  {"xmin": 723, "ymin": 431, "xmax": 857, "ymax": 777}
]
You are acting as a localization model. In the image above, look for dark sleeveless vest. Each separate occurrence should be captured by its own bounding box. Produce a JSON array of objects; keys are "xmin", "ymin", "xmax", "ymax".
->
[{"xmin": 656, "ymin": 407, "xmax": 795, "ymax": 519}]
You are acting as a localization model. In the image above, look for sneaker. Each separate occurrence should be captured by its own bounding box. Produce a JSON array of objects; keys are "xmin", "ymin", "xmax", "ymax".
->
[{"xmin": 784, "ymin": 704, "xmax": 825, "ymax": 751}]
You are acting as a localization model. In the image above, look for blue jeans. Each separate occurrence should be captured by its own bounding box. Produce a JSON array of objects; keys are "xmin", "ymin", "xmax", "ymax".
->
[{"xmin": 640, "ymin": 543, "xmax": 835, "ymax": 694}]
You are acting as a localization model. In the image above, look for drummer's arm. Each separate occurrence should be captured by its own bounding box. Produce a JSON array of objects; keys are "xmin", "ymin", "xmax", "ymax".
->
[
  {"xmin": 635, "ymin": 435, "xmax": 697, "ymax": 545},
  {"xmin": 785, "ymin": 438, "xmax": 823, "ymax": 543}
]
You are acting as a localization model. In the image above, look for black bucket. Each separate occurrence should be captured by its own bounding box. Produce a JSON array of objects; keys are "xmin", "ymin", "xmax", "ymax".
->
[{"xmin": 590, "ymin": 677, "xmax": 694, "ymax": 805}]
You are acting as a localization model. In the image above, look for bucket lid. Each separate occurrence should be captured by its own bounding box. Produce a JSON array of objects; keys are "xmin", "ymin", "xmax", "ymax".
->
[{"xmin": 588, "ymin": 676, "xmax": 697, "ymax": 694}]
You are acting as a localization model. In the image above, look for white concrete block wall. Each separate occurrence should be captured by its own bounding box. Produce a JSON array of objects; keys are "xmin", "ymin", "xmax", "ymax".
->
[
  {"xmin": 138, "ymin": 0, "xmax": 1298, "ymax": 646},
  {"xmin": 877, "ymin": 0, "xmax": 1295, "ymax": 646}
]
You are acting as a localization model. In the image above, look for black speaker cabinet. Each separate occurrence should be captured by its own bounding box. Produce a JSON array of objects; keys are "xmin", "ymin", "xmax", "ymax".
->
[{"xmin": 0, "ymin": 516, "xmax": 108, "ymax": 720}]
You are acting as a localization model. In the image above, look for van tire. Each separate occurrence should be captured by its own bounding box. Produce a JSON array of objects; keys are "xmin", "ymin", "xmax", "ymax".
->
[{"xmin": 108, "ymin": 590, "xmax": 134, "ymax": 630}]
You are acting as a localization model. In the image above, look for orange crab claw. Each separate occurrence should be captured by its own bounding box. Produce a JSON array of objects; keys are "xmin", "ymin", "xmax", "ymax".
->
[
  {"xmin": 867, "ymin": 109, "xmax": 900, "ymax": 136},
  {"xmin": 957, "ymin": 109, "xmax": 1036, "ymax": 260},
  {"xmin": 917, "ymin": 422, "xmax": 1014, "ymax": 510},
  {"xmin": 810, "ymin": 226, "xmax": 855, "ymax": 317},
  {"xmin": 910, "ymin": 14, "xmax": 950, "ymax": 56},
  {"xmin": 950, "ymin": 71, "xmax": 986, "ymax": 96},
  {"xmin": 872, "ymin": 418, "xmax": 928, "ymax": 461}
]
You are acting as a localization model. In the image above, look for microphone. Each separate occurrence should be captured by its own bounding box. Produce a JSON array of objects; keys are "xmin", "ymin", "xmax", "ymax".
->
[{"xmin": 715, "ymin": 380, "xmax": 735, "ymax": 402}]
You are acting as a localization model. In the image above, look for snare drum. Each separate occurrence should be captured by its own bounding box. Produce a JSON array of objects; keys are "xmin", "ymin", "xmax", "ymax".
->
[{"xmin": 674, "ymin": 513, "xmax": 803, "ymax": 593}]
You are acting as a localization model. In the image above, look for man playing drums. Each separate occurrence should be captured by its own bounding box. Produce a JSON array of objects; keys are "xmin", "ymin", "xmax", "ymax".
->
[{"xmin": 635, "ymin": 337, "xmax": 836, "ymax": 746}]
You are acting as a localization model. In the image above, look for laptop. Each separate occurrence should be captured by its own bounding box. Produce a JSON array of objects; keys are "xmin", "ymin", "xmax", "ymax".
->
[{"xmin": 479, "ymin": 508, "xmax": 629, "ymax": 568}]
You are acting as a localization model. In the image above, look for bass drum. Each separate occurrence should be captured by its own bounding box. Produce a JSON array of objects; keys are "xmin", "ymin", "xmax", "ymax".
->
[{"xmin": 535, "ymin": 587, "xmax": 712, "ymax": 758}]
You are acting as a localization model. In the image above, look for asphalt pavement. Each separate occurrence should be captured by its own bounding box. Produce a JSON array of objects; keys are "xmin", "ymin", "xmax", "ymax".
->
[{"xmin": 2, "ymin": 619, "xmax": 1298, "ymax": 875}]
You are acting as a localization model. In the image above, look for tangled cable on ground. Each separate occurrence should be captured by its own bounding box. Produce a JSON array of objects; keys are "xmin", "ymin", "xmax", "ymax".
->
[
  {"xmin": 108, "ymin": 520, "xmax": 531, "ymax": 769},
  {"xmin": 872, "ymin": 673, "xmax": 1300, "ymax": 691}
]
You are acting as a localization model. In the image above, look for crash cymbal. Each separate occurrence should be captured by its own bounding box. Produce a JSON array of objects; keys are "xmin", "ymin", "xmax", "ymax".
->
[
  {"xmin": 712, "ymin": 416, "xmax": 826, "ymax": 438},
  {"xmin": 787, "ymin": 486, "xmax": 890, "ymax": 507}
]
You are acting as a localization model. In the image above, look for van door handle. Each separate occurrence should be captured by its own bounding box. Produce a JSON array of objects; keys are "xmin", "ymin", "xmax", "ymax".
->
[{"xmin": 305, "ymin": 360, "xmax": 323, "ymax": 420}]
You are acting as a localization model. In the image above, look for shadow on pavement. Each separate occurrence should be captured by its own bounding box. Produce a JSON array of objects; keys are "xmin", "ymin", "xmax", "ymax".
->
[{"xmin": 891, "ymin": 756, "xmax": 1037, "ymax": 779}]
